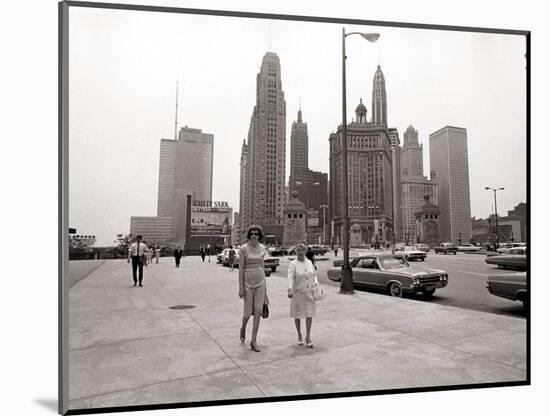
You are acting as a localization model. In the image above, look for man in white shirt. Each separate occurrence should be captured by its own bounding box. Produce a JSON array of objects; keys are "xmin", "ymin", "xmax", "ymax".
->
[{"xmin": 127, "ymin": 235, "xmax": 148, "ymax": 287}]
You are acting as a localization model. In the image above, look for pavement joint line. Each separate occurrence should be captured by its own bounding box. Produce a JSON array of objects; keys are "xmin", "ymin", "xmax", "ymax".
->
[
  {"xmin": 69, "ymin": 329, "xmax": 206, "ymax": 353},
  {"xmin": 151, "ymin": 268, "xmax": 269, "ymax": 398},
  {"xmin": 377, "ymin": 329, "xmax": 527, "ymax": 373},
  {"xmin": 459, "ymin": 271, "xmax": 489, "ymax": 276},
  {"xmin": 70, "ymin": 366, "xmax": 255, "ymax": 403}
]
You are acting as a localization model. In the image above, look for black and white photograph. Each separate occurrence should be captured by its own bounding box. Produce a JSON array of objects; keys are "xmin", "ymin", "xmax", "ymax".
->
[
  {"xmin": 5, "ymin": 0, "xmax": 549, "ymax": 416},
  {"xmin": 59, "ymin": 2, "xmax": 530, "ymax": 413}
]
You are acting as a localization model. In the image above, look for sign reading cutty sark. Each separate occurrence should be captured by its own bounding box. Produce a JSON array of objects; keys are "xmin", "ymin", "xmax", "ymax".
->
[{"xmin": 191, "ymin": 200, "xmax": 232, "ymax": 236}]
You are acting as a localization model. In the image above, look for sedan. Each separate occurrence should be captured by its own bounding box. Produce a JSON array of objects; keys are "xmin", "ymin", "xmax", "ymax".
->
[
  {"xmin": 486, "ymin": 272, "xmax": 527, "ymax": 312},
  {"xmin": 327, "ymin": 254, "xmax": 448, "ymax": 298},
  {"xmin": 393, "ymin": 245, "xmax": 427, "ymax": 261},
  {"xmin": 457, "ymin": 244, "xmax": 482, "ymax": 252},
  {"xmin": 485, "ymin": 247, "xmax": 527, "ymax": 271}
]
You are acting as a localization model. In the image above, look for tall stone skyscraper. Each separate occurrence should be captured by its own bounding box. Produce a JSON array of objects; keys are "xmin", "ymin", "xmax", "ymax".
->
[
  {"xmin": 372, "ymin": 65, "xmax": 388, "ymax": 126},
  {"xmin": 329, "ymin": 98, "xmax": 393, "ymax": 245},
  {"xmin": 290, "ymin": 107, "xmax": 308, "ymax": 178},
  {"xmin": 400, "ymin": 125, "xmax": 437, "ymax": 243},
  {"xmin": 429, "ymin": 126, "xmax": 472, "ymax": 243},
  {"xmin": 239, "ymin": 52, "xmax": 286, "ymax": 242},
  {"xmin": 238, "ymin": 139, "xmax": 249, "ymax": 243}
]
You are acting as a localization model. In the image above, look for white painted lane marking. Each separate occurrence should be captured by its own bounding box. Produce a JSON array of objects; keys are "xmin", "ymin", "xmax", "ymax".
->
[{"xmin": 460, "ymin": 271, "xmax": 488, "ymax": 276}]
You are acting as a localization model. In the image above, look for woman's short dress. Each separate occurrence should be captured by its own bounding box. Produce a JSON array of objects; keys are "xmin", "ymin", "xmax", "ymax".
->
[
  {"xmin": 288, "ymin": 259, "xmax": 317, "ymax": 319},
  {"xmin": 239, "ymin": 244, "xmax": 267, "ymax": 318}
]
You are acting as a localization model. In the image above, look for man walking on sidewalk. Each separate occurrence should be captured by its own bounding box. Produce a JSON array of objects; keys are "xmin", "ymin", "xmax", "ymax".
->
[
  {"xmin": 173, "ymin": 246, "xmax": 184, "ymax": 268},
  {"xmin": 128, "ymin": 235, "xmax": 148, "ymax": 287}
]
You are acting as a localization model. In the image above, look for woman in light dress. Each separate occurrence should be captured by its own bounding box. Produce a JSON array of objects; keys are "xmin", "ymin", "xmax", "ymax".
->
[
  {"xmin": 238, "ymin": 225, "xmax": 267, "ymax": 352},
  {"xmin": 287, "ymin": 242, "xmax": 319, "ymax": 348}
]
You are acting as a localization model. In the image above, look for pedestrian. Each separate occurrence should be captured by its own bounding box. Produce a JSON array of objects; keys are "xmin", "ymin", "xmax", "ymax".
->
[
  {"xmin": 287, "ymin": 242, "xmax": 319, "ymax": 348},
  {"xmin": 306, "ymin": 246, "xmax": 316, "ymax": 269},
  {"xmin": 228, "ymin": 245, "xmax": 236, "ymax": 271},
  {"xmin": 206, "ymin": 244, "xmax": 212, "ymax": 262},
  {"xmin": 334, "ymin": 245, "xmax": 339, "ymax": 257},
  {"xmin": 146, "ymin": 246, "xmax": 153, "ymax": 265},
  {"xmin": 238, "ymin": 225, "xmax": 268, "ymax": 352},
  {"xmin": 155, "ymin": 246, "xmax": 161, "ymax": 263},
  {"xmin": 173, "ymin": 246, "xmax": 183, "ymax": 268},
  {"xmin": 127, "ymin": 235, "xmax": 148, "ymax": 287},
  {"xmin": 200, "ymin": 246, "xmax": 206, "ymax": 262}
]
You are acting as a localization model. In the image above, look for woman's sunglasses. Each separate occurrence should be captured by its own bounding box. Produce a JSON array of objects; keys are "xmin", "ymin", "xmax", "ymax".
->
[{"xmin": 249, "ymin": 232, "xmax": 260, "ymax": 236}]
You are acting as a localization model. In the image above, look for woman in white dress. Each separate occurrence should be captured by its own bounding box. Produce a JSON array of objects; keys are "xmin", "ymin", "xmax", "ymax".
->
[{"xmin": 287, "ymin": 242, "xmax": 319, "ymax": 348}]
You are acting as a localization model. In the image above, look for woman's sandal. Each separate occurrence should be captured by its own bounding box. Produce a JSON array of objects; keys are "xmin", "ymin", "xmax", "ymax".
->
[{"xmin": 250, "ymin": 342, "xmax": 261, "ymax": 352}]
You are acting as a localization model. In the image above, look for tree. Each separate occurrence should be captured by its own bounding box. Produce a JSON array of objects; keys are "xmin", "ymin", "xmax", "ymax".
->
[{"xmin": 114, "ymin": 233, "xmax": 133, "ymax": 256}]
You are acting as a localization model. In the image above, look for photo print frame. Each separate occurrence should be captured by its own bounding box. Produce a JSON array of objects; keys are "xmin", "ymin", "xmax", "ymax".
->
[{"xmin": 59, "ymin": 1, "xmax": 530, "ymax": 414}]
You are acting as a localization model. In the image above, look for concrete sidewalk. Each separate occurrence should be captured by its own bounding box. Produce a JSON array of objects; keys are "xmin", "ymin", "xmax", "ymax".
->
[{"xmin": 68, "ymin": 256, "xmax": 526, "ymax": 410}]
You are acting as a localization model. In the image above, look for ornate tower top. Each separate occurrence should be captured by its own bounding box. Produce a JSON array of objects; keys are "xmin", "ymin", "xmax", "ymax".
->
[{"xmin": 372, "ymin": 65, "xmax": 388, "ymax": 126}]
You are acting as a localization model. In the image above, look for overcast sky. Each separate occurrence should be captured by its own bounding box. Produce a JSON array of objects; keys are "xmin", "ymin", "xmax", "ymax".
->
[{"xmin": 68, "ymin": 6, "xmax": 527, "ymax": 246}]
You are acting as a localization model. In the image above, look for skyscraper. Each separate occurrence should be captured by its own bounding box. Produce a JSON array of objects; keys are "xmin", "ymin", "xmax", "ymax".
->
[
  {"xmin": 388, "ymin": 128, "xmax": 402, "ymax": 242},
  {"xmin": 238, "ymin": 139, "xmax": 249, "ymax": 243},
  {"xmin": 372, "ymin": 65, "xmax": 388, "ymax": 126},
  {"xmin": 240, "ymin": 52, "xmax": 286, "ymax": 242},
  {"xmin": 429, "ymin": 126, "xmax": 472, "ymax": 243},
  {"xmin": 131, "ymin": 125, "xmax": 214, "ymax": 246},
  {"xmin": 329, "ymin": 98, "xmax": 393, "ymax": 245},
  {"xmin": 290, "ymin": 106, "xmax": 308, "ymax": 178},
  {"xmin": 400, "ymin": 125, "xmax": 437, "ymax": 242}
]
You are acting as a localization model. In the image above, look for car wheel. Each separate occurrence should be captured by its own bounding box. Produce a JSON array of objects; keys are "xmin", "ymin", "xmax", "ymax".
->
[
  {"xmin": 421, "ymin": 257, "xmax": 425, "ymax": 261},
  {"xmin": 422, "ymin": 288, "xmax": 436, "ymax": 297},
  {"xmin": 453, "ymin": 252, "xmax": 457, "ymax": 255},
  {"xmin": 522, "ymin": 298, "xmax": 527, "ymax": 314},
  {"xmin": 271, "ymin": 267, "xmax": 276, "ymax": 272},
  {"xmin": 388, "ymin": 282, "xmax": 403, "ymax": 298}
]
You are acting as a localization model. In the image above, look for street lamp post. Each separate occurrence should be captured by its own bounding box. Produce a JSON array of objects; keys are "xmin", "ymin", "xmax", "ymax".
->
[
  {"xmin": 340, "ymin": 28, "xmax": 380, "ymax": 294},
  {"xmin": 320, "ymin": 204, "xmax": 328, "ymax": 245},
  {"xmin": 485, "ymin": 186, "xmax": 504, "ymax": 248}
]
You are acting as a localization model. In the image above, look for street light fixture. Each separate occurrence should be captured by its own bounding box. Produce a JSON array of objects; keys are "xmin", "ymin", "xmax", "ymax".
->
[
  {"xmin": 340, "ymin": 28, "xmax": 380, "ymax": 295},
  {"xmin": 485, "ymin": 186, "xmax": 504, "ymax": 248}
]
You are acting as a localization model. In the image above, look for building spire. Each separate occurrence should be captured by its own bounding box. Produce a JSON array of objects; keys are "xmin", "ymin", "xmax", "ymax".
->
[{"xmin": 298, "ymin": 97, "xmax": 302, "ymax": 123}]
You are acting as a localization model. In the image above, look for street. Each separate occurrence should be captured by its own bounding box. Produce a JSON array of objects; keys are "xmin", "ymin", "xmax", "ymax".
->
[{"xmin": 268, "ymin": 252, "xmax": 526, "ymax": 318}]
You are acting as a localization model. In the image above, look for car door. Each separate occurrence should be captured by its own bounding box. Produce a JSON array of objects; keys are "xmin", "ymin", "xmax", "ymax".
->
[
  {"xmin": 367, "ymin": 258, "xmax": 392, "ymax": 289},
  {"xmin": 352, "ymin": 258, "xmax": 377, "ymax": 289}
]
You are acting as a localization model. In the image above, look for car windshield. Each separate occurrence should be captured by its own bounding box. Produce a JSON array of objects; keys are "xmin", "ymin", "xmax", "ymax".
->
[
  {"xmin": 379, "ymin": 257, "xmax": 408, "ymax": 269},
  {"xmin": 403, "ymin": 246, "xmax": 416, "ymax": 251}
]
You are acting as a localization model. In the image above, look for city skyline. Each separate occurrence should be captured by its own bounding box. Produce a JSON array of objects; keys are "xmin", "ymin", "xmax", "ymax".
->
[{"xmin": 68, "ymin": 8, "xmax": 527, "ymax": 246}]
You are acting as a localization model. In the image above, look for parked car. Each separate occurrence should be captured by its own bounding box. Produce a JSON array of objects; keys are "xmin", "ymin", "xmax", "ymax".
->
[
  {"xmin": 485, "ymin": 247, "xmax": 527, "ymax": 271},
  {"xmin": 327, "ymin": 254, "xmax": 448, "ymax": 297},
  {"xmin": 415, "ymin": 243, "xmax": 431, "ymax": 253},
  {"xmin": 434, "ymin": 243, "xmax": 458, "ymax": 255},
  {"xmin": 218, "ymin": 248, "xmax": 239, "ymax": 266},
  {"xmin": 457, "ymin": 243, "xmax": 482, "ymax": 252},
  {"xmin": 486, "ymin": 272, "xmax": 527, "ymax": 312},
  {"xmin": 264, "ymin": 256, "xmax": 280, "ymax": 272},
  {"xmin": 393, "ymin": 245, "xmax": 427, "ymax": 261},
  {"xmin": 267, "ymin": 246, "xmax": 287, "ymax": 256},
  {"xmin": 218, "ymin": 248, "xmax": 276, "ymax": 275},
  {"xmin": 497, "ymin": 242, "xmax": 527, "ymax": 253},
  {"xmin": 287, "ymin": 244, "xmax": 328, "ymax": 256}
]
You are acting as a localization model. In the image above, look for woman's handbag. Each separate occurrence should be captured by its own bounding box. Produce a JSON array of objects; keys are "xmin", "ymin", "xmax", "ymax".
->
[
  {"xmin": 313, "ymin": 284, "xmax": 326, "ymax": 301},
  {"xmin": 262, "ymin": 291, "xmax": 269, "ymax": 319}
]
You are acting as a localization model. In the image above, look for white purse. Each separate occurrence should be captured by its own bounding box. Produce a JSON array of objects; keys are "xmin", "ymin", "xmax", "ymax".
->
[{"xmin": 313, "ymin": 284, "xmax": 326, "ymax": 301}]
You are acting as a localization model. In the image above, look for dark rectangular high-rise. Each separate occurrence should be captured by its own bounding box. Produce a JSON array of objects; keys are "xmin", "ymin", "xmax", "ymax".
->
[{"xmin": 429, "ymin": 126, "xmax": 472, "ymax": 243}]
